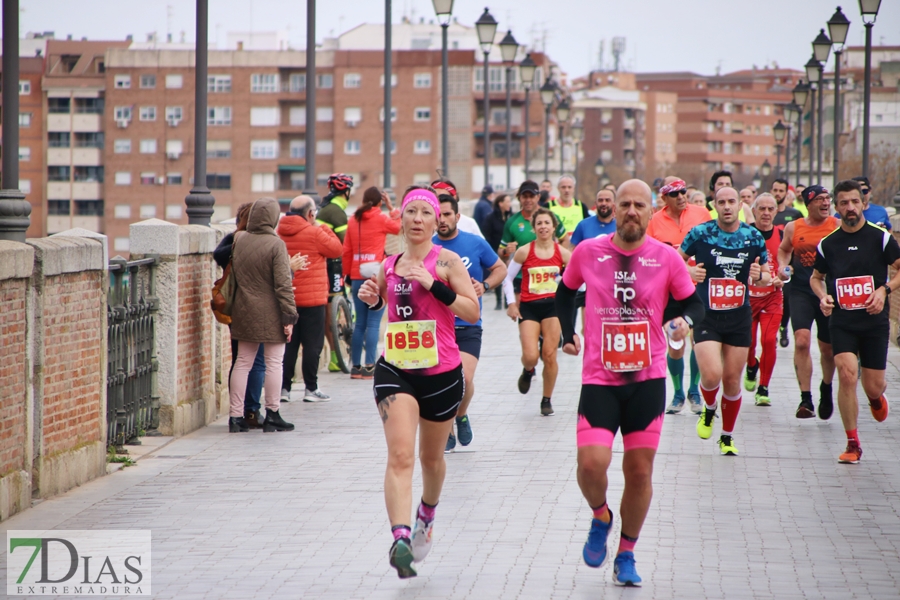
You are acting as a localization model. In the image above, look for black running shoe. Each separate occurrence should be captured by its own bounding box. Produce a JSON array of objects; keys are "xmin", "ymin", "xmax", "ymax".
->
[
  {"xmin": 779, "ymin": 326, "xmax": 790, "ymax": 348},
  {"xmin": 518, "ymin": 368, "xmax": 536, "ymax": 394},
  {"xmin": 540, "ymin": 398, "xmax": 554, "ymax": 416},
  {"xmin": 796, "ymin": 400, "xmax": 816, "ymax": 419},
  {"xmin": 818, "ymin": 382, "xmax": 834, "ymax": 420}
]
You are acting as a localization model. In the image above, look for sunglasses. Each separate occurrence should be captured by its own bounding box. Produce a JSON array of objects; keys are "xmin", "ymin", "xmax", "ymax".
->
[
  {"xmin": 666, "ymin": 189, "xmax": 687, "ymax": 198},
  {"xmin": 861, "ymin": 188, "xmax": 871, "ymax": 195}
]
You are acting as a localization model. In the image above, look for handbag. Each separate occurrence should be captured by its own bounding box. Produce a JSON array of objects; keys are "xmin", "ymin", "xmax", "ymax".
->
[{"xmin": 211, "ymin": 235, "xmax": 238, "ymax": 324}]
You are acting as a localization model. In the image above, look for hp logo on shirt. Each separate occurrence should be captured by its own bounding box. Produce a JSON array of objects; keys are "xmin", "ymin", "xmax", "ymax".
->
[{"xmin": 614, "ymin": 284, "xmax": 635, "ymax": 302}]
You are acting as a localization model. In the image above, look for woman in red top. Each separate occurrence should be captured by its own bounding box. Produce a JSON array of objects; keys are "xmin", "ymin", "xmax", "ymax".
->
[
  {"xmin": 343, "ymin": 186, "xmax": 402, "ymax": 378},
  {"xmin": 502, "ymin": 208, "xmax": 572, "ymax": 415}
]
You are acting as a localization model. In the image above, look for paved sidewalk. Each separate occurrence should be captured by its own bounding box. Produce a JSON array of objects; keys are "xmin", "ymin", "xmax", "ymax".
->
[{"xmin": 4, "ymin": 308, "xmax": 900, "ymax": 599}]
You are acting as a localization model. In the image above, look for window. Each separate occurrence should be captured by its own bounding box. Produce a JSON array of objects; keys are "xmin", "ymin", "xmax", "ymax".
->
[
  {"xmin": 114, "ymin": 238, "xmax": 130, "ymax": 252},
  {"xmin": 251, "ymin": 173, "xmax": 276, "ymax": 192},
  {"xmin": 165, "ymin": 140, "xmax": 183, "ymax": 156},
  {"xmin": 317, "ymin": 173, "xmax": 331, "ymax": 187},
  {"xmin": 48, "ymin": 166, "xmax": 71, "ymax": 181},
  {"xmin": 166, "ymin": 205, "xmax": 183, "ymax": 220},
  {"xmin": 763, "ymin": 125, "xmax": 771, "ymax": 136},
  {"xmin": 75, "ymin": 97, "xmax": 104, "ymax": 114},
  {"xmin": 289, "ymin": 106, "xmax": 306, "ymax": 126},
  {"xmin": 316, "ymin": 73, "xmax": 333, "ymax": 89},
  {"xmin": 316, "ymin": 107, "xmax": 334, "ymax": 122},
  {"xmin": 49, "ymin": 98, "xmax": 70, "ymax": 114},
  {"xmin": 491, "ymin": 141, "xmax": 520, "ymax": 158},
  {"xmin": 20, "ymin": 180, "xmax": 31, "ymax": 194},
  {"xmin": 166, "ymin": 74, "xmax": 183, "ymax": 89},
  {"xmin": 251, "ymin": 73, "xmax": 279, "ymax": 93},
  {"xmin": 414, "ymin": 73, "xmax": 432, "ymax": 88},
  {"xmin": 74, "ymin": 200, "xmax": 104, "ymax": 216},
  {"xmin": 289, "ymin": 73, "xmax": 306, "ymax": 92},
  {"xmin": 601, "ymin": 128, "xmax": 613, "ymax": 142},
  {"xmin": 414, "ymin": 140, "xmax": 431, "ymax": 155},
  {"xmin": 251, "ymin": 140, "xmax": 278, "ymax": 159},
  {"xmin": 601, "ymin": 150, "xmax": 613, "ymax": 162},
  {"xmin": 601, "ymin": 109, "xmax": 613, "ymax": 124},
  {"xmin": 763, "ymin": 106, "xmax": 771, "ymax": 116},
  {"xmin": 18, "ymin": 112, "xmax": 31, "ymax": 127},
  {"xmin": 74, "ymin": 167, "xmax": 103, "ymax": 182},
  {"xmin": 140, "ymin": 172, "xmax": 156, "ymax": 185},
  {"xmin": 19, "ymin": 80, "xmax": 31, "ymax": 95},
  {"xmin": 207, "ymin": 173, "xmax": 231, "ymax": 189},
  {"xmin": 114, "ymin": 75, "xmax": 131, "ymax": 89},
  {"xmin": 140, "ymin": 74, "xmax": 156, "ymax": 89},
  {"xmin": 344, "ymin": 140, "xmax": 361, "ymax": 155},
  {"xmin": 140, "ymin": 205, "xmax": 157, "ymax": 219},
  {"xmin": 289, "ymin": 172, "xmax": 305, "ymax": 190},
  {"xmin": 344, "ymin": 107, "xmax": 362, "ymax": 125},
  {"xmin": 380, "ymin": 74, "xmax": 398, "ymax": 87},
  {"xmin": 208, "ymin": 106, "xmax": 232, "ymax": 125},
  {"xmin": 49, "ymin": 132, "xmax": 71, "ymax": 148},
  {"xmin": 379, "ymin": 140, "xmax": 397, "ymax": 155},
  {"xmin": 316, "ymin": 140, "xmax": 333, "ymax": 155},
  {"xmin": 250, "ymin": 106, "xmax": 280, "ymax": 126},
  {"xmin": 289, "ymin": 140, "xmax": 306, "ymax": 159},
  {"xmin": 207, "ymin": 140, "xmax": 231, "ymax": 159},
  {"xmin": 344, "ymin": 73, "xmax": 362, "ymax": 88},
  {"xmin": 140, "ymin": 139, "xmax": 157, "ymax": 154},
  {"xmin": 208, "ymin": 75, "xmax": 232, "ymax": 92},
  {"xmin": 114, "ymin": 139, "xmax": 131, "ymax": 154},
  {"xmin": 167, "ymin": 173, "xmax": 183, "ymax": 185},
  {"xmin": 19, "ymin": 147, "xmax": 30, "ymax": 161},
  {"xmin": 75, "ymin": 132, "xmax": 104, "ymax": 148},
  {"xmin": 115, "ymin": 172, "xmax": 132, "ymax": 185},
  {"xmin": 139, "ymin": 106, "xmax": 157, "ymax": 121},
  {"xmin": 165, "ymin": 106, "xmax": 183, "ymax": 123},
  {"xmin": 114, "ymin": 205, "xmax": 131, "ymax": 219},
  {"xmin": 414, "ymin": 107, "xmax": 431, "ymax": 122},
  {"xmin": 723, "ymin": 122, "xmax": 731, "ymax": 134},
  {"xmin": 379, "ymin": 106, "xmax": 398, "ymax": 122},
  {"xmin": 114, "ymin": 106, "xmax": 132, "ymax": 121},
  {"xmin": 49, "ymin": 200, "xmax": 70, "ymax": 215}
]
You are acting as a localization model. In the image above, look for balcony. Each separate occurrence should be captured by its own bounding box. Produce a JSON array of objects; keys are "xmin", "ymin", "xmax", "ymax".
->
[
  {"xmin": 47, "ymin": 114, "xmax": 71, "ymax": 132},
  {"xmin": 73, "ymin": 114, "xmax": 103, "ymax": 132},
  {"xmin": 74, "ymin": 148, "xmax": 103, "ymax": 166},
  {"xmin": 47, "ymin": 148, "xmax": 71, "ymax": 166},
  {"xmin": 73, "ymin": 182, "xmax": 102, "ymax": 199},
  {"xmin": 46, "ymin": 215, "xmax": 102, "ymax": 235},
  {"xmin": 47, "ymin": 182, "xmax": 71, "ymax": 198},
  {"xmin": 623, "ymin": 117, "xmax": 636, "ymax": 130},
  {"xmin": 623, "ymin": 138, "xmax": 636, "ymax": 151}
]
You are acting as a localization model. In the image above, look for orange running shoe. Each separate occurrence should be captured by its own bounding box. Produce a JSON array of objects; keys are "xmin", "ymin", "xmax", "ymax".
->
[
  {"xmin": 869, "ymin": 394, "xmax": 889, "ymax": 423},
  {"xmin": 838, "ymin": 440, "xmax": 862, "ymax": 464}
]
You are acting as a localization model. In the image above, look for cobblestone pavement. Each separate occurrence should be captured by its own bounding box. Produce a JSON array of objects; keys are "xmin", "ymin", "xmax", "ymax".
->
[{"xmin": 4, "ymin": 308, "xmax": 900, "ymax": 599}]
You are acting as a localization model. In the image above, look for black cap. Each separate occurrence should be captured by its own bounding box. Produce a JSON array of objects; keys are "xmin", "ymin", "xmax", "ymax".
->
[
  {"xmin": 852, "ymin": 176, "xmax": 871, "ymax": 191},
  {"xmin": 482, "ymin": 185, "xmax": 494, "ymax": 195},
  {"xmin": 517, "ymin": 180, "xmax": 540, "ymax": 196},
  {"xmin": 802, "ymin": 185, "xmax": 829, "ymax": 205}
]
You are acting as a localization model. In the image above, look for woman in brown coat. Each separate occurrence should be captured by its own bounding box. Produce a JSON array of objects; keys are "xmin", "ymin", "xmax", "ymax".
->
[{"xmin": 229, "ymin": 197, "xmax": 299, "ymax": 433}]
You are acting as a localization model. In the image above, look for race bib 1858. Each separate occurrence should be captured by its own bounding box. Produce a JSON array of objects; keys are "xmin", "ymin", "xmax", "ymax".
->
[
  {"xmin": 385, "ymin": 320, "xmax": 439, "ymax": 369},
  {"xmin": 601, "ymin": 321, "xmax": 651, "ymax": 372},
  {"xmin": 835, "ymin": 275, "xmax": 874, "ymax": 310},
  {"xmin": 708, "ymin": 278, "xmax": 745, "ymax": 310}
]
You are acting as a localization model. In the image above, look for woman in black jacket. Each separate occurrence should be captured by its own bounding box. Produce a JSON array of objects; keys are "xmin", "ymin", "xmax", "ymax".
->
[{"xmin": 482, "ymin": 193, "xmax": 512, "ymax": 309}]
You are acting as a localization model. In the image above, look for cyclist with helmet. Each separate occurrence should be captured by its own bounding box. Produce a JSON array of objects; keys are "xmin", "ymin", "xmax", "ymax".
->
[{"xmin": 319, "ymin": 173, "xmax": 353, "ymax": 371}]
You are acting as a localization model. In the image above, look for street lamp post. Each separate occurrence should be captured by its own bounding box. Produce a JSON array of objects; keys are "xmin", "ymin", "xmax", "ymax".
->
[
  {"xmin": 499, "ymin": 30, "xmax": 519, "ymax": 189},
  {"xmin": 303, "ymin": 0, "xmax": 318, "ymax": 200},
  {"xmin": 783, "ymin": 103, "xmax": 798, "ymax": 184},
  {"xmin": 859, "ymin": 0, "xmax": 881, "ymax": 177},
  {"xmin": 432, "ymin": 0, "xmax": 454, "ymax": 178},
  {"xmin": 791, "ymin": 82, "xmax": 809, "ymax": 183},
  {"xmin": 571, "ymin": 119, "xmax": 583, "ymax": 186},
  {"xmin": 384, "ymin": 0, "xmax": 394, "ymax": 194},
  {"xmin": 557, "ymin": 99, "xmax": 570, "ymax": 177},
  {"xmin": 828, "ymin": 6, "xmax": 850, "ymax": 182},
  {"xmin": 475, "ymin": 8, "xmax": 498, "ymax": 190},
  {"xmin": 185, "ymin": 0, "xmax": 215, "ymax": 225},
  {"xmin": 812, "ymin": 30, "xmax": 832, "ymax": 185},
  {"xmin": 519, "ymin": 54, "xmax": 537, "ymax": 181},
  {"xmin": 774, "ymin": 119, "xmax": 787, "ymax": 176},
  {"xmin": 540, "ymin": 78, "xmax": 555, "ymax": 182},
  {"xmin": 805, "ymin": 56, "xmax": 823, "ymax": 185},
  {"xmin": 0, "ymin": 0, "xmax": 30, "ymax": 241}
]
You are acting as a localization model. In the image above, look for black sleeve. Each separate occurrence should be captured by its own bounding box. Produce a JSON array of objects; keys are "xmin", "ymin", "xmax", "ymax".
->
[
  {"xmin": 213, "ymin": 232, "xmax": 235, "ymax": 269},
  {"xmin": 662, "ymin": 290, "xmax": 705, "ymax": 328},
  {"xmin": 581, "ymin": 201, "xmax": 589, "ymax": 220},
  {"xmin": 555, "ymin": 280, "xmax": 578, "ymax": 346},
  {"xmin": 813, "ymin": 243, "xmax": 828, "ymax": 275}
]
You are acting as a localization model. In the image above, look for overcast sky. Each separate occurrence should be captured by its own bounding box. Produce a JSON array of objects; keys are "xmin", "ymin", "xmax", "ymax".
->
[{"xmin": 19, "ymin": 0, "xmax": 900, "ymax": 76}]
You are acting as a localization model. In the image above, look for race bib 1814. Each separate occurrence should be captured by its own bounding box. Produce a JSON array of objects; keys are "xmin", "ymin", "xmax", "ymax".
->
[{"xmin": 600, "ymin": 321, "xmax": 651, "ymax": 372}]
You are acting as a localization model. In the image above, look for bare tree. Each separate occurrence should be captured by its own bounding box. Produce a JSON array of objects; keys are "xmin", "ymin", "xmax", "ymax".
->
[{"xmin": 838, "ymin": 142, "xmax": 900, "ymax": 207}]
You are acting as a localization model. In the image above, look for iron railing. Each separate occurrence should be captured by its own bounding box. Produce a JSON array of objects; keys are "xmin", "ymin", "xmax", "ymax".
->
[{"xmin": 107, "ymin": 255, "xmax": 159, "ymax": 450}]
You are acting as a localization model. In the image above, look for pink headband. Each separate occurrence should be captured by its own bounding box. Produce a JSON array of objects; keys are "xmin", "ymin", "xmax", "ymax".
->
[
  {"xmin": 659, "ymin": 179, "xmax": 687, "ymax": 196},
  {"xmin": 401, "ymin": 189, "xmax": 441, "ymax": 216}
]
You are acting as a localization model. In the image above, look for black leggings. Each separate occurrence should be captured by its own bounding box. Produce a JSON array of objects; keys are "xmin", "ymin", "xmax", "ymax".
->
[{"xmin": 781, "ymin": 281, "xmax": 791, "ymax": 330}]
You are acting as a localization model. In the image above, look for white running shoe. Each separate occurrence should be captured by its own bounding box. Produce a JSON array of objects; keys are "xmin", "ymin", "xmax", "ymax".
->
[
  {"xmin": 303, "ymin": 389, "xmax": 331, "ymax": 402},
  {"xmin": 410, "ymin": 517, "xmax": 434, "ymax": 563},
  {"xmin": 280, "ymin": 388, "xmax": 291, "ymax": 402}
]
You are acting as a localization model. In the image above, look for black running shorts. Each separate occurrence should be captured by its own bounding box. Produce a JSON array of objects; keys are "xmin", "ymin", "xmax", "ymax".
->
[
  {"xmin": 373, "ymin": 358, "xmax": 464, "ymax": 422},
  {"xmin": 693, "ymin": 306, "xmax": 752, "ymax": 347},
  {"xmin": 518, "ymin": 298, "xmax": 557, "ymax": 323},
  {"xmin": 829, "ymin": 322, "xmax": 889, "ymax": 370},
  {"xmin": 790, "ymin": 289, "xmax": 831, "ymax": 344},
  {"xmin": 577, "ymin": 379, "xmax": 666, "ymax": 451},
  {"xmin": 455, "ymin": 326, "xmax": 483, "ymax": 360}
]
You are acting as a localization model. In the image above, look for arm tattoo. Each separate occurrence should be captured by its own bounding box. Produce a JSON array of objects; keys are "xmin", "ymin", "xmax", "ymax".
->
[
  {"xmin": 436, "ymin": 259, "xmax": 456, "ymax": 269},
  {"xmin": 377, "ymin": 394, "xmax": 397, "ymax": 423}
]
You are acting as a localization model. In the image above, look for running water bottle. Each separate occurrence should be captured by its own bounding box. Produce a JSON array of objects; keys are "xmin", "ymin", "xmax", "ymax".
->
[
  {"xmin": 667, "ymin": 321, "xmax": 684, "ymax": 350},
  {"xmin": 782, "ymin": 266, "xmax": 792, "ymax": 283}
]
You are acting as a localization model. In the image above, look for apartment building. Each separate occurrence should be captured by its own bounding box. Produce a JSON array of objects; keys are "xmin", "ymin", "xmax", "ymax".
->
[{"xmin": 571, "ymin": 86, "xmax": 646, "ymax": 182}]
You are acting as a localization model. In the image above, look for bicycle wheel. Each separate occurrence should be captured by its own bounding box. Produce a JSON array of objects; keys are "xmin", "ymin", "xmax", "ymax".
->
[{"xmin": 330, "ymin": 295, "xmax": 354, "ymax": 374}]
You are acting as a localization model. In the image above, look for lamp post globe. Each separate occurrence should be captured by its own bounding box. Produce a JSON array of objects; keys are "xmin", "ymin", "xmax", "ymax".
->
[
  {"xmin": 431, "ymin": 0, "xmax": 454, "ymax": 24},
  {"xmin": 805, "ymin": 56, "xmax": 822, "ymax": 83},
  {"xmin": 828, "ymin": 6, "xmax": 850, "ymax": 44},
  {"xmin": 594, "ymin": 158, "xmax": 605, "ymax": 177},
  {"xmin": 784, "ymin": 103, "xmax": 799, "ymax": 124},
  {"xmin": 792, "ymin": 81, "xmax": 810, "ymax": 107},
  {"xmin": 761, "ymin": 159, "xmax": 772, "ymax": 178},
  {"xmin": 557, "ymin": 99, "xmax": 570, "ymax": 123},
  {"xmin": 475, "ymin": 7, "xmax": 498, "ymax": 53},
  {"xmin": 753, "ymin": 172, "xmax": 762, "ymax": 189},
  {"xmin": 539, "ymin": 78, "xmax": 555, "ymax": 107},
  {"xmin": 859, "ymin": 0, "xmax": 882, "ymax": 22},
  {"xmin": 813, "ymin": 29, "xmax": 832, "ymax": 63},
  {"xmin": 498, "ymin": 30, "xmax": 518, "ymax": 63},
  {"xmin": 519, "ymin": 53, "xmax": 537, "ymax": 86},
  {"xmin": 773, "ymin": 119, "xmax": 787, "ymax": 143},
  {"xmin": 571, "ymin": 120, "xmax": 583, "ymax": 143}
]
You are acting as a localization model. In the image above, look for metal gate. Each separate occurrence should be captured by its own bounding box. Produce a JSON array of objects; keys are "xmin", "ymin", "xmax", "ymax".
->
[{"xmin": 107, "ymin": 256, "xmax": 159, "ymax": 450}]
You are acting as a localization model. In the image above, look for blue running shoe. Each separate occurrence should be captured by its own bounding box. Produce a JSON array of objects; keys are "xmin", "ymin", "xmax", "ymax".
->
[
  {"xmin": 613, "ymin": 552, "xmax": 642, "ymax": 587},
  {"xmin": 456, "ymin": 415, "xmax": 473, "ymax": 446},
  {"xmin": 444, "ymin": 430, "xmax": 456, "ymax": 453},
  {"xmin": 582, "ymin": 510, "xmax": 613, "ymax": 568}
]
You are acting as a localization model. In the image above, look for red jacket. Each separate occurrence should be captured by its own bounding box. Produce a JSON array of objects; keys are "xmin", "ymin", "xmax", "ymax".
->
[
  {"xmin": 277, "ymin": 215, "xmax": 343, "ymax": 307},
  {"xmin": 342, "ymin": 207, "xmax": 401, "ymax": 280}
]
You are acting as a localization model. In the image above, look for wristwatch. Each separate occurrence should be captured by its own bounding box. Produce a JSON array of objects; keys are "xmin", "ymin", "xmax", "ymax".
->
[
  {"xmin": 884, "ymin": 285, "xmax": 892, "ymax": 296},
  {"xmin": 483, "ymin": 281, "xmax": 491, "ymax": 292}
]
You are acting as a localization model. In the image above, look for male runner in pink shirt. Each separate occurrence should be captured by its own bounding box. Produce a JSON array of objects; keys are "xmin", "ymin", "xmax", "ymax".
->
[{"xmin": 555, "ymin": 179, "xmax": 704, "ymax": 586}]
